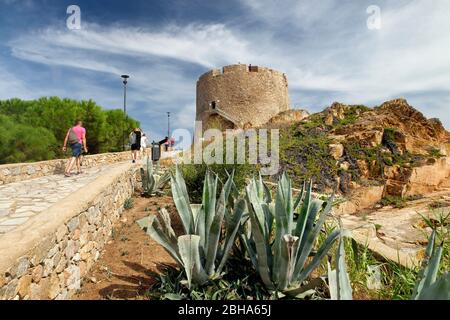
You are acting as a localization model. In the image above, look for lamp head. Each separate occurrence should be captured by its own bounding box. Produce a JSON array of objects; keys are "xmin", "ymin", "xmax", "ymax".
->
[{"xmin": 121, "ymin": 74, "xmax": 130, "ymax": 84}]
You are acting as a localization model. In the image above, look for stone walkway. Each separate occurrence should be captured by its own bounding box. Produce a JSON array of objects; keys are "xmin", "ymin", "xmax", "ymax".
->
[
  {"xmin": 0, "ymin": 163, "xmax": 126, "ymax": 235},
  {"xmin": 339, "ymin": 187, "xmax": 450, "ymax": 268}
]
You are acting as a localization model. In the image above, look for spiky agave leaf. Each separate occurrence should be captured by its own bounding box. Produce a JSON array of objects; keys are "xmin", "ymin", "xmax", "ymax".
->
[
  {"xmin": 417, "ymin": 272, "xmax": 450, "ymax": 300},
  {"xmin": 246, "ymin": 180, "xmax": 274, "ymax": 289},
  {"xmin": 170, "ymin": 166, "xmax": 195, "ymax": 234},
  {"xmin": 412, "ymin": 230, "xmax": 444, "ymax": 299},
  {"xmin": 328, "ymin": 238, "xmax": 353, "ymax": 300},
  {"xmin": 216, "ymin": 198, "xmax": 246, "ymax": 274},
  {"xmin": 137, "ymin": 214, "xmax": 183, "ymax": 266},
  {"xmin": 178, "ymin": 235, "xmax": 209, "ymax": 289}
]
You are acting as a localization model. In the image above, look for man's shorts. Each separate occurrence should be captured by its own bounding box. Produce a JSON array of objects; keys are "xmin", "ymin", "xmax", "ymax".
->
[{"xmin": 70, "ymin": 143, "xmax": 82, "ymax": 157}]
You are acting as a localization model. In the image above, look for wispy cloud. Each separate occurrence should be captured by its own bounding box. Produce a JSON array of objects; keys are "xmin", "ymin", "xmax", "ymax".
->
[{"xmin": 3, "ymin": 0, "xmax": 450, "ymax": 136}]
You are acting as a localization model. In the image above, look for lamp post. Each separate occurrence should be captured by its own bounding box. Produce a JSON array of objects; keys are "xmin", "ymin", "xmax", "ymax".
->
[
  {"xmin": 121, "ymin": 74, "xmax": 129, "ymax": 151},
  {"xmin": 167, "ymin": 112, "xmax": 171, "ymax": 138}
]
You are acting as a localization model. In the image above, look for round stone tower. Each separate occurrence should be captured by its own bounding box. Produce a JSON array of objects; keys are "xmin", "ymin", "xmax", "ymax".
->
[{"xmin": 196, "ymin": 64, "xmax": 290, "ymax": 130}]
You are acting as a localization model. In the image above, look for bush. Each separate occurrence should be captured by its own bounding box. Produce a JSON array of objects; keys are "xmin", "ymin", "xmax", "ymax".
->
[
  {"xmin": 0, "ymin": 97, "xmax": 140, "ymax": 163},
  {"xmin": 177, "ymin": 163, "xmax": 256, "ymax": 203},
  {"xmin": 0, "ymin": 115, "xmax": 57, "ymax": 164},
  {"xmin": 377, "ymin": 196, "xmax": 406, "ymax": 208},
  {"xmin": 124, "ymin": 198, "xmax": 134, "ymax": 210},
  {"xmin": 279, "ymin": 125, "xmax": 338, "ymax": 190}
]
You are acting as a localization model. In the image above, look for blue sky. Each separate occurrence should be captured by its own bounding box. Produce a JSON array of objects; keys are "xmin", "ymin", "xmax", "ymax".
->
[{"xmin": 1, "ymin": 0, "xmax": 450, "ymax": 140}]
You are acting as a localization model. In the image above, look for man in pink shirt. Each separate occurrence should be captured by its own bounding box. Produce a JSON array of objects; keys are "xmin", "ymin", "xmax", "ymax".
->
[{"xmin": 62, "ymin": 119, "xmax": 88, "ymax": 177}]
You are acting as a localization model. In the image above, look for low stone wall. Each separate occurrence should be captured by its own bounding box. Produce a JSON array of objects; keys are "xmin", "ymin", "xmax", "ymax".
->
[
  {"xmin": 0, "ymin": 162, "xmax": 137, "ymax": 300},
  {"xmin": 0, "ymin": 152, "xmax": 131, "ymax": 185}
]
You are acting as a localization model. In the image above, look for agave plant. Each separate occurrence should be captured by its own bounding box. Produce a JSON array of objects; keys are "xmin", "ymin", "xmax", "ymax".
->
[
  {"xmin": 411, "ymin": 230, "xmax": 449, "ymax": 300},
  {"xmin": 137, "ymin": 166, "xmax": 245, "ymax": 288},
  {"xmin": 327, "ymin": 237, "xmax": 353, "ymax": 300},
  {"xmin": 241, "ymin": 172, "xmax": 345, "ymax": 293},
  {"xmin": 140, "ymin": 156, "xmax": 170, "ymax": 196}
]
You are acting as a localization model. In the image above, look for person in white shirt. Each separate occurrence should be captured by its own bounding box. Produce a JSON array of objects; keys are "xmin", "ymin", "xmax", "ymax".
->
[{"xmin": 140, "ymin": 133, "xmax": 149, "ymax": 157}]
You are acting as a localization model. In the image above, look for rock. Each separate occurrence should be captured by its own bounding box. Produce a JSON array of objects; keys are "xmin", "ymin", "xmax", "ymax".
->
[
  {"xmin": 17, "ymin": 275, "xmax": 32, "ymax": 298},
  {"xmin": 79, "ymin": 261, "xmax": 87, "ymax": 277},
  {"xmin": 72, "ymin": 228, "xmax": 81, "ymax": 241},
  {"xmin": 55, "ymin": 289, "xmax": 68, "ymax": 300},
  {"xmin": 367, "ymin": 265, "xmax": 382, "ymax": 290},
  {"xmin": 48, "ymin": 274, "xmax": 60, "ymax": 299},
  {"xmin": 47, "ymin": 244, "xmax": 59, "ymax": 258},
  {"xmin": 56, "ymin": 225, "xmax": 68, "ymax": 242},
  {"xmin": 3, "ymin": 278, "xmax": 18, "ymax": 300},
  {"xmin": 30, "ymin": 236, "xmax": 55, "ymax": 266},
  {"xmin": 64, "ymin": 265, "xmax": 80, "ymax": 290},
  {"xmin": 357, "ymin": 160, "xmax": 370, "ymax": 178},
  {"xmin": 325, "ymin": 113, "xmax": 334, "ymax": 126},
  {"xmin": 348, "ymin": 130, "xmax": 383, "ymax": 148},
  {"xmin": 340, "ymin": 161, "xmax": 350, "ymax": 171},
  {"xmin": 15, "ymin": 257, "xmax": 30, "ymax": 278},
  {"xmin": 31, "ymin": 265, "xmax": 44, "ymax": 283},
  {"xmin": 29, "ymin": 283, "xmax": 41, "ymax": 300},
  {"xmin": 267, "ymin": 109, "xmax": 310, "ymax": 125},
  {"xmin": 26, "ymin": 166, "xmax": 36, "ymax": 175},
  {"xmin": 55, "ymin": 256, "xmax": 67, "ymax": 274},
  {"xmin": 0, "ymin": 273, "xmax": 7, "ymax": 287},
  {"xmin": 38, "ymin": 277, "xmax": 51, "ymax": 300},
  {"xmin": 385, "ymin": 180, "xmax": 407, "ymax": 197},
  {"xmin": 65, "ymin": 240, "xmax": 80, "ymax": 260},
  {"xmin": 329, "ymin": 143, "xmax": 344, "ymax": 160},
  {"xmin": 67, "ymin": 216, "xmax": 79, "ymax": 233},
  {"xmin": 79, "ymin": 230, "xmax": 90, "ymax": 246},
  {"xmin": 43, "ymin": 258, "xmax": 54, "ymax": 277},
  {"xmin": 72, "ymin": 253, "xmax": 81, "ymax": 262},
  {"xmin": 87, "ymin": 206, "xmax": 101, "ymax": 225}
]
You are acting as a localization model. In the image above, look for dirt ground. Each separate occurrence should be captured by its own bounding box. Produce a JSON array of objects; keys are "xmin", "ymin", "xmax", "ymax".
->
[{"xmin": 73, "ymin": 194, "xmax": 178, "ymax": 300}]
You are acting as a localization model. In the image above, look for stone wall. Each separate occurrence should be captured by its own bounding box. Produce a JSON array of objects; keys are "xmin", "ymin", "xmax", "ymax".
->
[
  {"xmin": 0, "ymin": 163, "xmax": 137, "ymax": 300},
  {"xmin": 196, "ymin": 64, "xmax": 290, "ymax": 130},
  {"xmin": 0, "ymin": 152, "xmax": 131, "ymax": 185}
]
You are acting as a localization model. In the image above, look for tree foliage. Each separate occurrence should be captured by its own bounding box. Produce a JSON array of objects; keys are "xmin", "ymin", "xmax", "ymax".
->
[{"xmin": 0, "ymin": 97, "xmax": 139, "ymax": 164}]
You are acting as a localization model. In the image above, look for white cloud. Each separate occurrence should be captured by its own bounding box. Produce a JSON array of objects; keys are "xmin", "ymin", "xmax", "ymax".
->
[
  {"xmin": 10, "ymin": 23, "xmax": 252, "ymax": 69},
  {"xmin": 5, "ymin": 0, "xmax": 450, "ymax": 132}
]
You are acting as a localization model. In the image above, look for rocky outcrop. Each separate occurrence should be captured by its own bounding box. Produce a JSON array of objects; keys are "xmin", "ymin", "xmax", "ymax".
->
[
  {"xmin": 292, "ymin": 99, "xmax": 450, "ymax": 211},
  {"xmin": 267, "ymin": 109, "xmax": 310, "ymax": 126}
]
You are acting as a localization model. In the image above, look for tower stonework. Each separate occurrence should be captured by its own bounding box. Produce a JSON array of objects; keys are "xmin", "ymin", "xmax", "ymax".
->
[{"xmin": 196, "ymin": 64, "xmax": 290, "ymax": 130}]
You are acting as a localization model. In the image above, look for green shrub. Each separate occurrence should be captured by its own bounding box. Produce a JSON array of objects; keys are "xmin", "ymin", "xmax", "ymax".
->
[
  {"xmin": 0, "ymin": 97, "xmax": 139, "ymax": 163},
  {"xmin": 333, "ymin": 105, "xmax": 370, "ymax": 129},
  {"xmin": 124, "ymin": 198, "xmax": 134, "ymax": 210},
  {"xmin": 178, "ymin": 163, "xmax": 256, "ymax": 203},
  {"xmin": 378, "ymin": 196, "xmax": 406, "ymax": 208},
  {"xmin": 427, "ymin": 147, "xmax": 444, "ymax": 158},
  {"xmin": 279, "ymin": 125, "xmax": 338, "ymax": 190}
]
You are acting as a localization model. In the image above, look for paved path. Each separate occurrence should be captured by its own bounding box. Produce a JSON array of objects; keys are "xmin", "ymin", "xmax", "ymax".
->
[{"xmin": 0, "ymin": 163, "xmax": 128, "ymax": 235}]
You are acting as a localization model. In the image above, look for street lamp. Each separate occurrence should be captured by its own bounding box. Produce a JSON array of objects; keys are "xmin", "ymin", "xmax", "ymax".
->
[
  {"xmin": 121, "ymin": 74, "xmax": 130, "ymax": 151},
  {"xmin": 167, "ymin": 112, "xmax": 171, "ymax": 138}
]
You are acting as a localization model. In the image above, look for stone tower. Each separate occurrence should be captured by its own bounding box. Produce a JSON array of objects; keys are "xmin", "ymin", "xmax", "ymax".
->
[{"xmin": 196, "ymin": 64, "xmax": 290, "ymax": 130}]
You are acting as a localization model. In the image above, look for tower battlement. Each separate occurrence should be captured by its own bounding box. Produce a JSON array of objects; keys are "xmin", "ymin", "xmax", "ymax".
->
[{"xmin": 196, "ymin": 64, "xmax": 290, "ymax": 130}]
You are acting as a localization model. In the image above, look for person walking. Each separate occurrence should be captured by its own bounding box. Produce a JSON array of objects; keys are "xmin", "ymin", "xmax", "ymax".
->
[
  {"xmin": 140, "ymin": 133, "xmax": 149, "ymax": 158},
  {"xmin": 129, "ymin": 128, "xmax": 142, "ymax": 163},
  {"xmin": 62, "ymin": 119, "xmax": 87, "ymax": 177}
]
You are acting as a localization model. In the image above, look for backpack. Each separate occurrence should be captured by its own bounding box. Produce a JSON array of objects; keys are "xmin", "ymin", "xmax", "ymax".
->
[
  {"xmin": 68, "ymin": 128, "xmax": 79, "ymax": 145},
  {"xmin": 129, "ymin": 132, "xmax": 136, "ymax": 145}
]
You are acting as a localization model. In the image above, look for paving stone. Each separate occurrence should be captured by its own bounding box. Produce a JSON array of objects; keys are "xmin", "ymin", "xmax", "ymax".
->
[
  {"xmin": 0, "ymin": 217, "xmax": 29, "ymax": 226},
  {"xmin": 0, "ymin": 165, "xmax": 108, "ymax": 237},
  {"xmin": 0, "ymin": 225, "xmax": 16, "ymax": 233}
]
